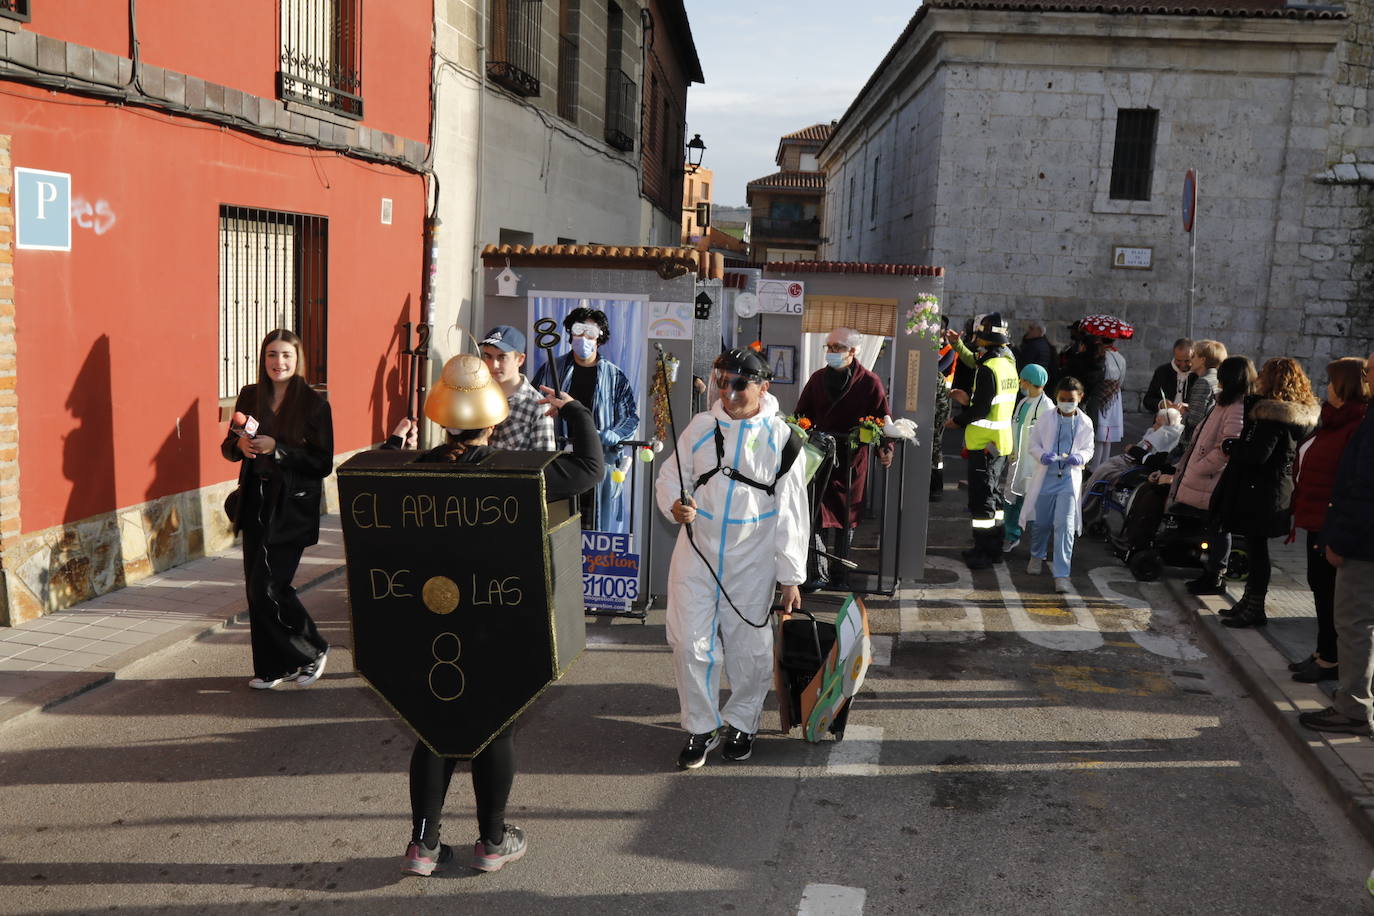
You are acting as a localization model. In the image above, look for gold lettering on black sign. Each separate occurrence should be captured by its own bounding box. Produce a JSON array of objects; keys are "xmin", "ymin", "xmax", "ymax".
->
[
  {"xmin": 370, "ymin": 568, "xmax": 412, "ymax": 599},
  {"xmin": 429, "ymin": 632, "xmax": 465, "ymax": 701}
]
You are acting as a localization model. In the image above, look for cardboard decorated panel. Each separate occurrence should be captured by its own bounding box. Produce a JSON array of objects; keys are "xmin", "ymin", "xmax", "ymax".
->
[{"xmin": 337, "ymin": 449, "xmax": 586, "ymax": 758}]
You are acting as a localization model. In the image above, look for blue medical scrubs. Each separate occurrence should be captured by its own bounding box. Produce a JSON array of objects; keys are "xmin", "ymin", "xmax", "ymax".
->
[{"xmin": 1030, "ymin": 413, "xmax": 1082, "ymax": 578}]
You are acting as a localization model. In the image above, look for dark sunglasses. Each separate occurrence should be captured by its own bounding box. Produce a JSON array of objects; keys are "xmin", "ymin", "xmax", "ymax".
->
[{"xmin": 715, "ymin": 373, "xmax": 757, "ymax": 392}]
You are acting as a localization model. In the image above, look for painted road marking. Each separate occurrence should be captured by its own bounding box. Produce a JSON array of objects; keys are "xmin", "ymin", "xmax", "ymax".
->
[
  {"xmin": 1089, "ymin": 568, "xmax": 1207, "ymax": 660},
  {"xmin": 899, "ymin": 556, "xmax": 986, "ymax": 643},
  {"xmin": 798, "ymin": 884, "xmax": 867, "ymax": 916},
  {"xmin": 825, "ymin": 724, "xmax": 883, "ymax": 776},
  {"xmin": 869, "ymin": 635, "xmax": 893, "ymax": 667},
  {"xmin": 995, "ymin": 562, "xmax": 1103, "ymax": 651},
  {"xmin": 1034, "ymin": 663, "xmax": 1177, "ymax": 697},
  {"xmin": 821, "ymin": 758, "xmax": 1240, "ymax": 776}
]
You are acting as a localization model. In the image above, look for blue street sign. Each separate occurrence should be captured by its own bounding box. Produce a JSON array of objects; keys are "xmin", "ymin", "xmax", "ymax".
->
[{"xmin": 15, "ymin": 167, "xmax": 71, "ymax": 251}]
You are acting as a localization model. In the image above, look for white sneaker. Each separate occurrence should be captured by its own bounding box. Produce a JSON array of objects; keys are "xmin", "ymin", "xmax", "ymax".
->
[
  {"xmin": 1054, "ymin": 577, "xmax": 1071, "ymax": 594},
  {"xmin": 248, "ymin": 671, "xmax": 298, "ymax": 690},
  {"xmin": 1027, "ymin": 557, "xmax": 1044, "ymax": 575},
  {"xmin": 1005, "ymin": 537, "xmax": 1021, "ymax": 553},
  {"xmin": 295, "ymin": 649, "xmax": 328, "ymax": 687}
]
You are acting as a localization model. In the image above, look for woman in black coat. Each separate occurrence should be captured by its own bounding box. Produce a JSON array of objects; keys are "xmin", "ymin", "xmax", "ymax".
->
[
  {"xmin": 221, "ymin": 329, "xmax": 334, "ymax": 689},
  {"xmin": 1211, "ymin": 357, "xmax": 1320, "ymax": 628}
]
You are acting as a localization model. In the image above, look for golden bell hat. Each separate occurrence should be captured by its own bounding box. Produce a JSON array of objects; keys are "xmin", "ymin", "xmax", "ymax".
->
[{"xmin": 423, "ymin": 354, "xmax": 511, "ymax": 430}]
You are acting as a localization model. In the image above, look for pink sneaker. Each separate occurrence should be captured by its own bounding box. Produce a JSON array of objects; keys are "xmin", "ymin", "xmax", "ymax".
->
[
  {"xmin": 401, "ymin": 841, "xmax": 451, "ymax": 876},
  {"xmin": 473, "ymin": 825, "xmax": 527, "ymax": 872}
]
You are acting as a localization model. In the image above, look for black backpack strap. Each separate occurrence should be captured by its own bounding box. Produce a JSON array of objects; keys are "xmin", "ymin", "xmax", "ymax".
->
[
  {"xmin": 693, "ymin": 422, "xmax": 726, "ymax": 491},
  {"xmin": 695, "ymin": 422, "xmax": 804, "ymax": 497}
]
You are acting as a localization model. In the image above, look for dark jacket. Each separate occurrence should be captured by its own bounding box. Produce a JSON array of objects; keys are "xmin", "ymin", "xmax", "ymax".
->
[
  {"xmin": 1017, "ymin": 336, "xmax": 1055, "ymax": 377},
  {"xmin": 1324, "ymin": 407, "xmax": 1374, "ymax": 561},
  {"xmin": 221, "ymin": 383, "xmax": 334, "ymax": 547},
  {"xmin": 1062, "ymin": 347, "xmax": 1105, "ymax": 430},
  {"xmin": 390, "ymin": 400, "xmax": 604, "ymax": 501},
  {"xmin": 1211, "ymin": 395, "xmax": 1320, "ymax": 538},
  {"xmin": 1142, "ymin": 362, "xmax": 1194, "ymax": 413},
  {"xmin": 1291, "ymin": 400, "xmax": 1369, "ymax": 532}
]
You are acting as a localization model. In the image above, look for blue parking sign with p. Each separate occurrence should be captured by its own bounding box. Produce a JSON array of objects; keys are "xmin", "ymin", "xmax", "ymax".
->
[{"xmin": 15, "ymin": 167, "xmax": 71, "ymax": 251}]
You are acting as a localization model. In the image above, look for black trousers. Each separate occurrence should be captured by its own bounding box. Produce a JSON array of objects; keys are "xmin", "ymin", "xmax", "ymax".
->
[
  {"xmin": 240, "ymin": 490, "xmax": 328, "ymax": 680},
  {"xmin": 1243, "ymin": 532, "xmax": 1272, "ymax": 600},
  {"xmin": 1306, "ymin": 530, "xmax": 1338, "ymax": 662},
  {"xmin": 967, "ymin": 448, "xmax": 1007, "ymax": 556},
  {"xmin": 931, "ymin": 383, "xmax": 951, "ymax": 492},
  {"xmin": 409, "ymin": 730, "xmax": 515, "ymax": 847}
]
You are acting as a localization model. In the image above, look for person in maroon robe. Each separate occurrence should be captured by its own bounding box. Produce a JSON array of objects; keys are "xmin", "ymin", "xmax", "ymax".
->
[{"xmin": 795, "ymin": 327, "xmax": 893, "ymax": 580}]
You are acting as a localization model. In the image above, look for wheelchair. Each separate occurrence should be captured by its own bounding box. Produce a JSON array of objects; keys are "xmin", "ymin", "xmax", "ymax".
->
[{"xmin": 1099, "ymin": 471, "xmax": 1250, "ymax": 584}]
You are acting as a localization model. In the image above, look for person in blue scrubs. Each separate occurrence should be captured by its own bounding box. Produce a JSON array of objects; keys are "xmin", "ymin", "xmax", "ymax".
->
[{"xmin": 1021, "ymin": 377, "xmax": 1096, "ymax": 593}]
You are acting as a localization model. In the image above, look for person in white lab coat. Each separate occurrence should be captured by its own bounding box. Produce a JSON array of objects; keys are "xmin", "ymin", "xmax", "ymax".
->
[
  {"xmin": 1003, "ymin": 364, "xmax": 1054, "ymax": 553},
  {"xmin": 656, "ymin": 347, "xmax": 809, "ymax": 770},
  {"xmin": 1021, "ymin": 377, "xmax": 1097, "ymax": 594}
]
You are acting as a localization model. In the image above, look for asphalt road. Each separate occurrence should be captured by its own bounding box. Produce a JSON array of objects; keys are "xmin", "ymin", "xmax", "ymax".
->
[{"xmin": 2, "ymin": 494, "xmax": 1373, "ymax": 914}]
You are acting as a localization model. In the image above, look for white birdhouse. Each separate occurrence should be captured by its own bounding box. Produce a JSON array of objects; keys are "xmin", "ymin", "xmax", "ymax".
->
[{"xmin": 494, "ymin": 267, "xmax": 520, "ymax": 297}]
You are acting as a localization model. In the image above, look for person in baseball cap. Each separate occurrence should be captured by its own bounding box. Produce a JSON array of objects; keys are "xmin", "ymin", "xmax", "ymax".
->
[{"xmin": 479, "ymin": 325, "xmax": 555, "ymax": 451}]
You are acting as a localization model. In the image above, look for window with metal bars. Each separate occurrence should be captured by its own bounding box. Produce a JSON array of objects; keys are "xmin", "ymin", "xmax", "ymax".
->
[
  {"xmin": 0, "ymin": 1, "xmax": 31, "ymax": 22},
  {"xmin": 603, "ymin": 3, "xmax": 635, "ymax": 151},
  {"xmin": 489, "ymin": 0, "xmax": 543, "ymax": 97},
  {"xmin": 870, "ymin": 155, "xmax": 881, "ymax": 221},
  {"xmin": 1109, "ymin": 109, "xmax": 1158, "ymax": 201},
  {"xmin": 557, "ymin": 0, "xmax": 580, "ymax": 122},
  {"xmin": 218, "ymin": 207, "xmax": 328, "ymax": 400},
  {"xmin": 278, "ymin": 0, "xmax": 363, "ymax": 118}
]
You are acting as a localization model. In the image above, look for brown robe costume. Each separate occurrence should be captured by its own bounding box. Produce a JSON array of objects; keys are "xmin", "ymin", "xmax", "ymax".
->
[{"xmin": 795, "ymin": 361, "xmax": 891, "ymax": 529}]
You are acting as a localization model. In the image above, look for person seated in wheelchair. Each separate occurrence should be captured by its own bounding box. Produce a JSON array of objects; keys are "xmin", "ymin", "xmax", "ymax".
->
[{"xmin": 1082, "ymin": 407, "xmax": 1183, "ymax": 524}]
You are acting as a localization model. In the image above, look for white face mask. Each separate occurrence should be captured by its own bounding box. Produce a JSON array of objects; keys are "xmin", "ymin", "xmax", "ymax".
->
[
  {"xmin": 825, "ymin": 352, "xmax": 846, "ymax": 370},
  {"xmin": 1057, "ymin": 400, "xmax": 1077, "ymax": 415},
  {"xmin": 572, "ymin": 336, "xmax": 597, "ymax": 360}
]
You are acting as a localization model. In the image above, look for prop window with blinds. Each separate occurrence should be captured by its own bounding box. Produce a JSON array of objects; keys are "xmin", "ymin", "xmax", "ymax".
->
[
  {"xmin": 801, "ymin": 297, "xmax": 898, "ymax": 338},
  {"xmin": 218, "ymin": 206, "xmax": 329, "ymax": 399}
]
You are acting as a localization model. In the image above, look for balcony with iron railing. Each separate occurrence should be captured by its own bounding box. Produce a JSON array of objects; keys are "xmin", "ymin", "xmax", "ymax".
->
[
  {"xmin": 278, "ymin": 0, "xmax": 363, "ymax": 118},
  {"xmin": 489, "ymin": 0, "xmax": 542, "ymax": 97},
  {"xmin": 604, "ymin": 67, "xmax": 636, "ymax": 152},
  {"xmin": 751, "ymin": 217, "xmax": 822, "ymax": 241},
  {"xmin": 0, "ymin": 0, "xmax": 30, "ymax": 21},
  {"xmin": 557, "ymin": 34, "xmax": 579, "ymax": 122}
]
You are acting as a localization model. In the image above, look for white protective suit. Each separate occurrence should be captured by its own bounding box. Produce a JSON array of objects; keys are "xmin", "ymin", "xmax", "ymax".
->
[
  {"xmin": 655, "ymin": 397, "xmax": 809, "ymax": 735},
  {"xmin": 1019, "ymin": 407, "xmax": 1097, "ymax": 534}
]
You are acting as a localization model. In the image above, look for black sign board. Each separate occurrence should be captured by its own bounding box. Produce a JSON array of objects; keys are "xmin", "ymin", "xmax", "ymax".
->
[{"xmin": 337, "ymin": 449, "xmax": 585, "ymax": 758}]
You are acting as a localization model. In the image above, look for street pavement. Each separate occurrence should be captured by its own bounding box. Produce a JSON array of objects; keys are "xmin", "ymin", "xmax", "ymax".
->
[{"xmin": 3, "ymin": 483, "xmax": 1374, "ymax": 912}]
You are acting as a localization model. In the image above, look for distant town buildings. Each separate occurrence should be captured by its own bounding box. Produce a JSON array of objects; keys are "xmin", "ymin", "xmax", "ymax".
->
[{"xmin": 746, "ymin": 123, "xmax": 833, "ymax": 263}]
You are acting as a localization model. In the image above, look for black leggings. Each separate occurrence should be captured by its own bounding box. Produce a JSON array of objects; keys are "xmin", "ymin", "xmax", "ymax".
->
[
  {"xmin": 1306, "ymin": 530, "xmax": 1338, "ymax": 662},
  {"xmin": 409, "ymin": 729, "xmax": 515, "ymax": 848},
  {"xmin": 1243, "ymin": 532, "xmax": 1272, "ymax": 599}
]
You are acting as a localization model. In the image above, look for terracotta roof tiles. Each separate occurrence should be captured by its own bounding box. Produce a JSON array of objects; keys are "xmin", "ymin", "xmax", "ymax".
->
[
  {"xmin": 746, "ymin": 170, "xmax": 827, "ymax": 192},
  {"xmin": 780, "ymin": 123, "xmax": 835, "ymax": 144},
  {"xmin": 763, "ymin": 261, "xmax": 945, "ymax": 277},
  {"xmin": 929, "ymin": 0, "xmax": 1344, "ymax": 16},
  {"xmin": 481, "ymin": 244, "xmax": 723, "ymax": 279}
]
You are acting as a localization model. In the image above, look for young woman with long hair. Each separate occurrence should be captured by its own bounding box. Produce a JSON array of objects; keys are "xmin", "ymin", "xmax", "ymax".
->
[
  {"xmin": 1212, "ymin": 356, "xmax": 1320, "ymax": 628},
  {"xmin": 220, "ymin": 329, "xmax": 334, "ymax": 689},
  {"xmin": 1288, "ymin": 357, "xmax": 1370, "ymax": 680}
]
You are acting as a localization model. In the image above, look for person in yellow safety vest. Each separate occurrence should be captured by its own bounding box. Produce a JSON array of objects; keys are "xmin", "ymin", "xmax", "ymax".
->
[{"xmin": 943, "ymin": 312, "xmax": 1019, "ymax": 569}]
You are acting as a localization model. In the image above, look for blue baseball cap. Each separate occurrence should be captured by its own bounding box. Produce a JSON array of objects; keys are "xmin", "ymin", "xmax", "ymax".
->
[{"xmin": 480, "ymin": 325, "xmax": 525, "ymax": 353}]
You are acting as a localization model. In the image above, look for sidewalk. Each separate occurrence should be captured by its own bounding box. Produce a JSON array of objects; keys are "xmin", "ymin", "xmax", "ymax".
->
[
  {"xmin": 0, "ymin": 517, "xmax": 345, "ymax": 730},
  {"xmin": 1169, "ymin": 533, "xmax": 1374, "ymax": 845}
]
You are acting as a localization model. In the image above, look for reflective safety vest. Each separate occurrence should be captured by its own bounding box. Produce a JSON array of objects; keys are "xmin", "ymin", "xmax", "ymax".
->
[{"xmin": 963, "ymin": 354, "xmax": 1018, "ymax": 456}]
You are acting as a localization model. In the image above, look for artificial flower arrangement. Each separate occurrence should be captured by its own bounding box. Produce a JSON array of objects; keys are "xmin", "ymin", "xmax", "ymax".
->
[
  {"xmin": 849, "ymin": 415, "xmax": 885, "ymax": 448},
  {"xmin": 904, "ymin": 293, "xmax": 942, "ymax": 347}
]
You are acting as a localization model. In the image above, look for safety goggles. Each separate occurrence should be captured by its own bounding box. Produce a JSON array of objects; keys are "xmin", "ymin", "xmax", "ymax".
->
[
  {"xmin": 569, "ymin": 322, "xmax": 600, "ymax": 339},
  {"xmin": 714, "ymin": 371, "xmax": 759, "ymax": 392}
]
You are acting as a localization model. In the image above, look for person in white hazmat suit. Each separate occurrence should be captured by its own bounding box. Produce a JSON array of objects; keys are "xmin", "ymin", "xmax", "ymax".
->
[{"xmin": 656, "ymin": 347, "xmax": 808, "ymax": 770}]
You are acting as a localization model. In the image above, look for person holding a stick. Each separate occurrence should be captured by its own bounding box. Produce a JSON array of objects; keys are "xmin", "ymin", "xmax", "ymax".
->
[
  {"xmin": 480, "ymin": 325, "xmax": 556, "ymax": 451},
  {"xmin": 656, "ymin": 346, "xmax": 809, "ymax": 769}
]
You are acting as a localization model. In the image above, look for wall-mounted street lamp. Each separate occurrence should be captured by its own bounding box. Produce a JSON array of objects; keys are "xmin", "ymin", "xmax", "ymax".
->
[{"xmin": 685, "ymin": 134, "xmax": 707, "ymax": 174}]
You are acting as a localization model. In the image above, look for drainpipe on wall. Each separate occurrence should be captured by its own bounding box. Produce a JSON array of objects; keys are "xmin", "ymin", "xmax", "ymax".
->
[{"xmin": 471, "ymin": 0, "xmax": 489, "ymax": 335}]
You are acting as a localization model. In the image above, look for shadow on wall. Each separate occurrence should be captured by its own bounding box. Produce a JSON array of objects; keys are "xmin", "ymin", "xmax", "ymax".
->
[
  {"xmin": 370, "ymin": 295, "xmax": 413, "ymax": 444},
  {"xmin": 143, "ymin": 398, "xmax": 204, "ymax": 573}
]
